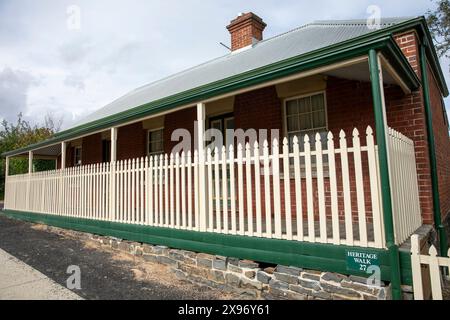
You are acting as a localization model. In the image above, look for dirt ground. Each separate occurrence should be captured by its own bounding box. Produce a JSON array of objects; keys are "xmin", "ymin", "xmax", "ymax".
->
[{"xmin": 0, "ymin": 214, "xmax": 237, "ymax": 300}]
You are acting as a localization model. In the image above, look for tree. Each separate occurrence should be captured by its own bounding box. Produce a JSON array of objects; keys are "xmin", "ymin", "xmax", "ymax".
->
[
  {"xmin": 0, "ymin": 113, "xmax": 62, "ymax": 199},
  {"xmin": 427, "ymin": 0, "xmax": 450, "ymax": 59}
]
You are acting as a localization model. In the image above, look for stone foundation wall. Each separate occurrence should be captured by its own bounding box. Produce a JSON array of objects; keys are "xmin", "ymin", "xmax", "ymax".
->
[{"xmin": 41, "ymin": 225, "xmax": 393, "ymax": 300}]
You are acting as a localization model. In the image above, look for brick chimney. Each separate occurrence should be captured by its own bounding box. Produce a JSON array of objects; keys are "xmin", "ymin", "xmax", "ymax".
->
[{"xmin": 226, "ymin": 12, "xmax": 267, "ymax": 51}]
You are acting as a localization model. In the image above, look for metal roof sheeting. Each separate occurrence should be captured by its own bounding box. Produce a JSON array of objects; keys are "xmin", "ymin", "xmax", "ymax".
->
[{"xmin": 71, "ymin": 18, "xmax": 413, "ymax": 129}]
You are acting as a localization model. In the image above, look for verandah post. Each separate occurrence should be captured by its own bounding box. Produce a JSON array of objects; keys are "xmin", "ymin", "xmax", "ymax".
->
[
  {"xmin": 59, "ymin": 141, "xmax": 67, "ymax": 215},
  {"xmin": 26, "ymin": 151, "xmax": 33, "ymax": 211},
  {"xmin": 197, "ymin": 102, "xmax": 208, "ymax": 232},
  {"xmin": 368, "ymin": 49, "xmax": 402, "ymax": 300},
  {"xmin": 4, "ymin": 156, "xmax": 9, "ymax": 209},
  {"xmin": 110, "ymin": 127, "xmax": 118, "ymax": 221},
  {"xmin": 61, "ymin": 142, "xmax": 66, "ymax": 169}
]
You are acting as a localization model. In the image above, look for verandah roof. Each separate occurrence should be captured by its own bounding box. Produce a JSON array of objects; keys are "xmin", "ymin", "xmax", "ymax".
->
[{"xmin": 3, "ymin": 16, "xmax": 442, "ymax": 158}]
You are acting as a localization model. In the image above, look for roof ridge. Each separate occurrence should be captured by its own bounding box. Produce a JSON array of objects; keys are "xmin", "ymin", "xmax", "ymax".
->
[{"xmin": 242, "ymin": 17, "xmax": 416, "ymax": 50}]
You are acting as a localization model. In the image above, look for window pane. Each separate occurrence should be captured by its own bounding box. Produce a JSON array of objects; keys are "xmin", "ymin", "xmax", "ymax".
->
[
  {"xmin": 298, "ymin": 97, "xmax": 311, "ymax": 113},
  {"xmin": 311, "ymin": 94, "xmax": 325, "ymax": 111},
  {"xmin": 150, "ymin": 142, "xmax": 162, "ymax": 153},
  {"xmin": 286, "ymin": 100, "xmax": 298, "ymax": 115},
  {"xmin": 151, "ymin": 130, "xmax": 162, "ymax": 141},
  {"xmin": 149, "ymin": 129, "xmax": 164, "ymax": 154},
  {"xmin": 287, "ymin": 115, "xmax": 299, "ymax": 132},
  {"xmin": 225, "ymin": 118, "xmax": 234, "ymax": 130},
  {"xmin": 299, "ymin": 113, "xmax": 312, "ymax": 130},
  {"xmin": 312, "ymin": 111, "xmax": 326, "ymax": 128},
  {"xmin": 211, "ymin": 120, "xmax": 222, "ymax": 131}
]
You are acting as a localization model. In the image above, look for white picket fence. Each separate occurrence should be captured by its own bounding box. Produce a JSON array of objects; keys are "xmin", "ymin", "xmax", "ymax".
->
[
  {"xmin": 388, "ymin": 128, "xmax": 422, "ymax": 245},
  {"xmin": 411, "ymin": 234, "xmax": 450, "ymax": 300},
  {"xmin": 3, "ymin": 126, "xmax": 421, "ymax": 249}
]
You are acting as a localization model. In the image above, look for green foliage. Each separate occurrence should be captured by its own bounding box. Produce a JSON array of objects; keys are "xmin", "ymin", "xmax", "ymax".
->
[
  {"xmin": 0, "ymin": 113, "xmax": 62, "ymax": 199},
  {"xmin": 427, "ymin": 0, "xmax": 450, "ymax": 59}
]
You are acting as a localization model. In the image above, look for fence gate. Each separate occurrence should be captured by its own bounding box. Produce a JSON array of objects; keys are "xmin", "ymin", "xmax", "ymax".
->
[{"xmin": 410, "ymin": 234, "xmax": 450, "ymax": 300}]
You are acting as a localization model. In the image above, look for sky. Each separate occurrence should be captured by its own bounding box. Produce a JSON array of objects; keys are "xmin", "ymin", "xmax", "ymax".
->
[{"xmin": 0, "ymin": 0, "xmax": 447, "ymax": 130}]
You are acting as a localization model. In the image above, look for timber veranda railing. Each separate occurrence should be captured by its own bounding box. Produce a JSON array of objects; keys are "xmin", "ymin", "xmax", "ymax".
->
[
  {"xmin": 388, "ymin": 128, "xmax": 423, "ymax": 245},
  {"xmin": 4, "ymin": 126, "xmax": 422, "ymax": 250}
]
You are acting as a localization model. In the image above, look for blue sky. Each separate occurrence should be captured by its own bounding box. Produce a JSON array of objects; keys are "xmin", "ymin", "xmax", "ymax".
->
[{"xmin": 0, "ymin": 0, "xmax": 447, "ymax": 129}]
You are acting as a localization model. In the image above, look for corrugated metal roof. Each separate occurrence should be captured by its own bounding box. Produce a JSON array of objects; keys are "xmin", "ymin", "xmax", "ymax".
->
[{"xmin": 69, "ymin": 17, "xmax": 415, "ymax": 129}]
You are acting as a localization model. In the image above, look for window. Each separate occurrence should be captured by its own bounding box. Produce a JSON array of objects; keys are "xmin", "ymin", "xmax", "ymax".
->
[
  {"xmin": 148, "ymin": 128, "xmax": 164, "ymax": 155},
  {"xmin": 74, "ymin": 146, "xmax": 82, "ymax": 166},
  {"xmin": 208, "ymin": 113, "xmax": 234, "ymax": 149},
  {"xmin": 284, "ymin": 92, "xmax": 327, "ymax": 150}
]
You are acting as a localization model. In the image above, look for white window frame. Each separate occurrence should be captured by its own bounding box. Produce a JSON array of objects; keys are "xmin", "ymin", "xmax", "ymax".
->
[
  {"xmin": 207, "ymin": 113, "xmax": 235, "ymax": 149},
  {"xmin": 147, "ymin": 127, "xmax": 164, "ymax": 156},
  {"xmin": 74, "ymin": 146, "xmax": 82, "ymax": 167},
  {"xmin": 282, "ymin": 90, "xmax": 328, "ymax": 142}
]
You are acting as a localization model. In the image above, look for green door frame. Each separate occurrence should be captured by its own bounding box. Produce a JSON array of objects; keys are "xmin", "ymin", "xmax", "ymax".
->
[{"xmin": 368, "ymin": 49, "xmax": 403, "ymax": 300}]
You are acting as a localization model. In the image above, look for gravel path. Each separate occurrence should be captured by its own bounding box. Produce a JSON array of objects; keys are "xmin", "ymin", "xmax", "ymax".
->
[{"xmin": 0, "ymin": 214, "xmax": 234, "ymax": 300}]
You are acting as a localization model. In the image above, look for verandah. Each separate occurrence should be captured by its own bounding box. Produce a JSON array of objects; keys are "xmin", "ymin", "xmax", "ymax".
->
[{"xmin": 4, "ymin": 125, "xmax": 421, "ymax": 250}]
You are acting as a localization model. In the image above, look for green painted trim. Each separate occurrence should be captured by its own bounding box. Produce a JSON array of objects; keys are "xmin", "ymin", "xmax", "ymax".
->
[
  {"xmin": 1, "ymin": 209, "xmax": 413, "ymax": 286},
  {"xmin": 3, "ymin": 21, "xmax": 424, "ymax": 158},
  {"xmin": 419, "ymin": 44, "xmax": 449, "ymax": 257},
  {"xmin": 368, "ymin": 49, "xmax": 403, "ymax": 300}
]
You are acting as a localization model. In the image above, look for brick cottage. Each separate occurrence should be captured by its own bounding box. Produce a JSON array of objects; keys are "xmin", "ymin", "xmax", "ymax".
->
[{"xmin": 3, "ymin": 13, "xmax": 449, "ymax": 299}]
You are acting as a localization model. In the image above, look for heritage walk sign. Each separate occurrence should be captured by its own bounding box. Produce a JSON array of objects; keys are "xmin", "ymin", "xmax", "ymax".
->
[{"xmin": 346, "ymin": 250, "xmax": 380, "ymax": 272}]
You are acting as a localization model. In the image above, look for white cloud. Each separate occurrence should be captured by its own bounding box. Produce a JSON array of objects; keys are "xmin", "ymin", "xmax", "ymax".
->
[
  {"xmin": 0, "ymin": 67, "xmax": 38, "ymax": 122},
  {"xmin": 0, "ymin": 0, "xmax": 448, "ymax": 129}
]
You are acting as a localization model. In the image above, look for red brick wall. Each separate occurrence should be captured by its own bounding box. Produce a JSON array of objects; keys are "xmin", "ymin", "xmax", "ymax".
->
[
  {"xmin": 117, "ymin": 122, "xmax": 147, "ymax": 161},
  {"xmin": 234, "ymin": 85, "xmax": 282, "ymax": 142},
  {"xmin": 428, "ymin": 63, "xmax": 450, "ymax": 222},
  {"xmin": 66, "ymin": 145, "xmax": 74, "ymax": 167},
  {"xmin": 394, "ymin": 32, "xmax": 420, "ymax": 75},
  {"xmin": 164, "ymin": 107, "xmax": 197, "ymax": 154},
  {"xmin": 393, "ymin": 31, "xmax": 439, "ymax": 224},
  {"xmin": 81, "ymin": 133, "xmax": 102, "ymax": 165}
]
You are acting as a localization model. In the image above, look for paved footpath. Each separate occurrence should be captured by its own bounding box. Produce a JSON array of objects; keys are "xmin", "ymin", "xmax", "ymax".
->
[{"xmin": 0, "ymin": 248, "xmax": 82, "ymax": 300}]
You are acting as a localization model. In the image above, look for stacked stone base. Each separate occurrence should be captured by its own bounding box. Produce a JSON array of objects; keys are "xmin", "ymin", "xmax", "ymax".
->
[{"xmin": 42, "ymin": 225, "xmax": 392, "ymax": 300}]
